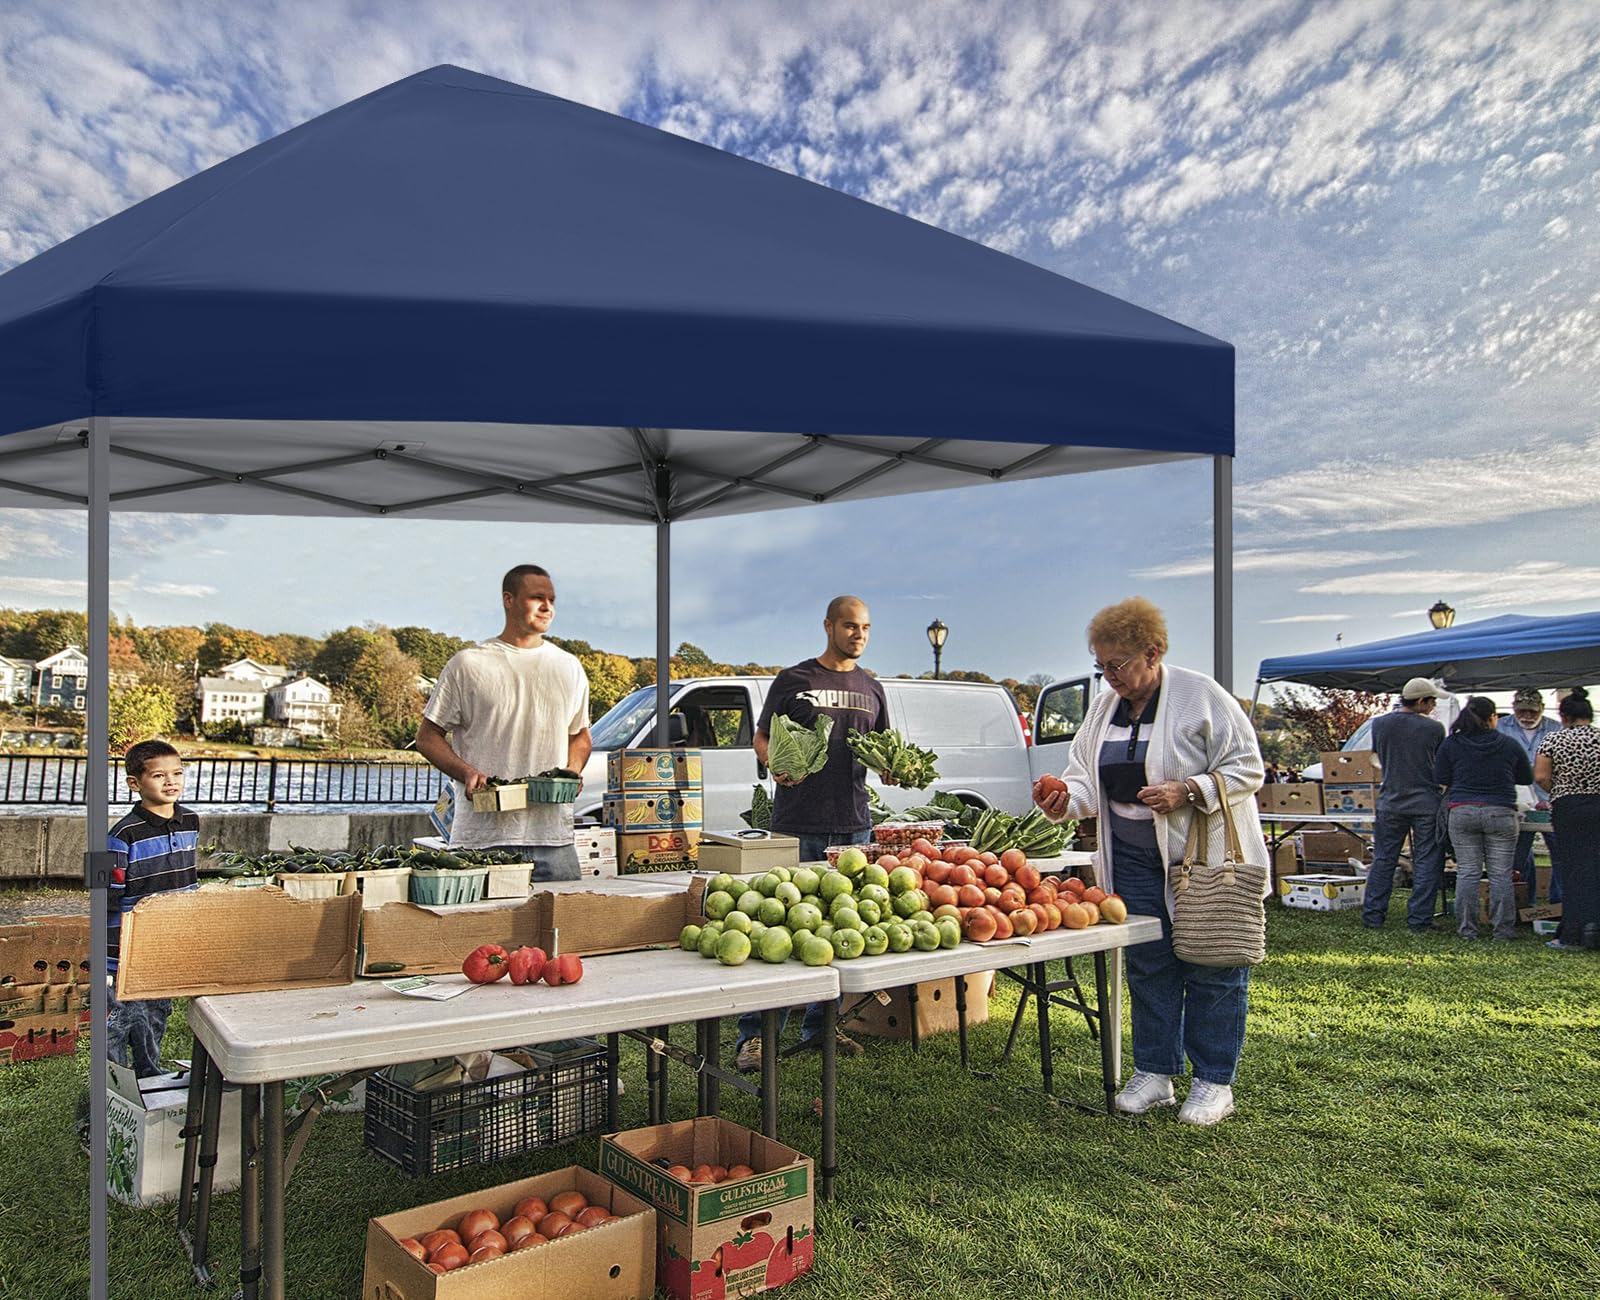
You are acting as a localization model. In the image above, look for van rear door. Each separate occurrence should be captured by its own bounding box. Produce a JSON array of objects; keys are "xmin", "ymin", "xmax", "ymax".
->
[
  {"xmin": 885, "ymin": 681, "xmax": 1032, "ymax": 814},
  {"xmin": 1030, "ymin": 676, "xmax": 1093, "ymax": 783}
]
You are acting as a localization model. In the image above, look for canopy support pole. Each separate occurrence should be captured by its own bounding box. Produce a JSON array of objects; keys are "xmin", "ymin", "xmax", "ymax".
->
[
  {"xmin": 88, "ymin": 417, "xmax": 110, "ymax": 1300},
  {"xmin": 653, "ymin": 463, "xmax": 672, "ymax": 746},
  {"xmin": 1213, "ymin": 455, "xmax": 1233, "ymax": 693},
  {"xmin": 1249, "ymin": 680, "xmax": 1263, "ymax": 729}
]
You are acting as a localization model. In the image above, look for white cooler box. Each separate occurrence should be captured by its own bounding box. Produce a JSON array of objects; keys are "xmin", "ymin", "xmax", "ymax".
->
[{"xmin": 1280, "ymin": 873, "xmax": 1365, "ymax": 912}]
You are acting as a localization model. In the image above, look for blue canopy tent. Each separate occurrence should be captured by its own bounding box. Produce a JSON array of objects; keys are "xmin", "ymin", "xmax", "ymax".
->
[
  {"xmin": 0, "ymin": 65, "xmax": 1233, "ymax": 1297},
  {"xmin": 1254, "ymin": 611, "xmax": 1600, "ymax": 710}
]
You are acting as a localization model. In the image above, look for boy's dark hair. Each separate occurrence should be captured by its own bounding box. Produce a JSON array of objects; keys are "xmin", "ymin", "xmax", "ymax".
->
[
  {"xmin": 125, "ymin": 739, "xmax": 180, "ymax": 777},
  {"xmin": 502, "ymin": 564, "xmax": 551, "ymax": 595}
]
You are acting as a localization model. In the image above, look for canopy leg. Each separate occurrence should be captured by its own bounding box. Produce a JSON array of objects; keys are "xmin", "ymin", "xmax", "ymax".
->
[
  {"xmin": 1213, "ymin": 454, "xmax": 1233, "ymax": 693},
  {"xmin": 88, "ymin": 417, "xmax": 111, "ymax": 1300}
]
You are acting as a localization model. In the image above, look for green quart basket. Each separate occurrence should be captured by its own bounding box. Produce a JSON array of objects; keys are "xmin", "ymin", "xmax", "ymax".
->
[
  {"xmin": 409, "ymin": 866, "xmax": 489, "ymax": 905},
  {"xmin": 526, "ymin": 776, "xmax": 581, "ymax": 803}
]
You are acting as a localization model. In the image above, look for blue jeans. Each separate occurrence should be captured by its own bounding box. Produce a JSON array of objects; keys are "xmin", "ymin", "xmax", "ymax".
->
[
  {"xmin": 735, "ymin": 829, "xmax": 868, "ymax": 1047},
  {"xmin": 107, "ymin": 985, "xmax": 171, "ymax": 1078},
  {"xmin": 1449, "ymin": 804, "xmax": 1519, "ymax": 939},
  {"xmin": 1364, "ymin": 804, "xmax": 1446, "ymax": 929},
  {"xmin": 1112, "ymin": 833, "xmax": 1249, "ymax": 1086},
  {"xmin": 477, "ymin": 843, "xmax": 581, "ymax": 882}
]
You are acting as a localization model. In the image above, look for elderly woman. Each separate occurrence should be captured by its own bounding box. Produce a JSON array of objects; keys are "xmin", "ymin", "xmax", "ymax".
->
[
  {"xmin": 1536, "ymin": 688, "xmax": 1600, "ymax": 950},
  {"xmin": 1033, "ymin": 597, "xmax": 1268, "ymax": 1125}
]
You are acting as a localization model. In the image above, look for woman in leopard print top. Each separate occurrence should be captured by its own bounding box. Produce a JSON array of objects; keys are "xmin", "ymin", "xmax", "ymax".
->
[{"xmin": 1536, "ymin": 688, "xmax": 1600, "ymax": 949}]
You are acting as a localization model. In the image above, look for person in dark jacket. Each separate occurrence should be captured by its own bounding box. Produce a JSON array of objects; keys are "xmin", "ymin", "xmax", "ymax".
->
[{"xmin": 1434, "ymin": 697, "xmax": 1533, "ymax": 940}]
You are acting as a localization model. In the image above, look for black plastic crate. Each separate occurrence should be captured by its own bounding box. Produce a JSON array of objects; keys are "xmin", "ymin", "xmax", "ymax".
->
[{"xmin": 363, "ymin": 1038, "xmax": 609, "ymax": 1176}]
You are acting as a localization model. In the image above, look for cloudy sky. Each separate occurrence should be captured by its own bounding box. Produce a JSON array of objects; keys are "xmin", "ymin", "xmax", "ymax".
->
[{"xmin": 1, "ymin": 0, "xmax": 1597, "ymax": 696}]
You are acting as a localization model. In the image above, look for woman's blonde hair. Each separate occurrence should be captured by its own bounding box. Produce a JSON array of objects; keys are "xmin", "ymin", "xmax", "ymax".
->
[{"xmin": 1087, "ymin": 597, "xmax": 1169, "ymax": 657}]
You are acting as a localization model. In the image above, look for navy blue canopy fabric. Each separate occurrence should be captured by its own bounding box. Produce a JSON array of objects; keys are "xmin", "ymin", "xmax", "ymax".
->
[
  {"xmin": 0, "ymin": 64, "xmax": 1231, "ymax": 456},
  {"xmin": 1257, "ymin": 612, "xmax": 1600, "ymax": 692}
]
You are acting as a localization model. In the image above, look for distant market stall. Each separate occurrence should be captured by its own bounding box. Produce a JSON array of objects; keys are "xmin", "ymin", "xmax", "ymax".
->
[{"xmin": 0, "ymin": 65, "xmax": 1235, "ymax": 1298}]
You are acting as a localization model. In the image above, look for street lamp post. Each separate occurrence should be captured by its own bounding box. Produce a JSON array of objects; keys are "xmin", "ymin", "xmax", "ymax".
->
[
  {"xmin": 1428, "ymin": 600, "xmax": 1456, "ymax": 630},
  {"xmin": 926, "ymin": 619, "xmax": 948, "ymax": 680}
]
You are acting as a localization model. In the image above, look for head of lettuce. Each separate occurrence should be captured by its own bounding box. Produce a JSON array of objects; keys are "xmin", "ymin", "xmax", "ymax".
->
[{"xmin": 766, "ymin": 713, "xmax": 834, "ymax": 783}]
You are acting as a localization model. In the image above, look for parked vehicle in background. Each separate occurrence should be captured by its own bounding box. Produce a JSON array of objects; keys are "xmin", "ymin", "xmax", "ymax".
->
[
  {"xmin": 1299, "ymin": 684, "xmax": 1457, "ymax": 781},
  {"xmin": 578, "ymin": 675, "xmax": 1092, "ymax": 829}
]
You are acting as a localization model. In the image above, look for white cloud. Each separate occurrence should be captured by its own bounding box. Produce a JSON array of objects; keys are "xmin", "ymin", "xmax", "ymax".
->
[
  {"xmin": 1136, "ymin": 547, "xmax": 1415, "ymax": 580},
  {"xmin": 1300, "ymin": 560, "xmax": 1600, "ymax": 608},
  {"xmin": 1260, "ymin": 613, "xmax": 1354, "ymax": 624}
]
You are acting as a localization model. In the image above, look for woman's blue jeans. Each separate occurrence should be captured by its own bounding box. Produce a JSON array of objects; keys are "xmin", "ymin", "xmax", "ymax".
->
[{"xmin": 1112, "ymin": 833, "xmax": 1249, "ymax": 1086}]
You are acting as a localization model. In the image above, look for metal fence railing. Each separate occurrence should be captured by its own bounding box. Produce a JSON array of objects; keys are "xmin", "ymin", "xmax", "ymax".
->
[{"xmin": 0, "ymin": 755, "xmax": 445, "ymax": 811}]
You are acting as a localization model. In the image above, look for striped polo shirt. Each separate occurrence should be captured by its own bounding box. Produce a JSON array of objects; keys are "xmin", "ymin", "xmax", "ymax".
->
[
  {"xmin": 107, "ymin": 803, "xmax": 200, "ymax": 971},
  {"xmin": 1098, "ymin": 687, "xmax": 1162, "ymax": 852}
]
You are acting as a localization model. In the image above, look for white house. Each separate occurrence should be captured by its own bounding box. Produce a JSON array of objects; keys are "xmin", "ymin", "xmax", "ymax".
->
[
  {"xmin": 195, "ymin": 676, "xmax": 268, "ymax": 727},
  {"xmin": 0, "ymin": 655, "xmax": 33, "ymax": 704},
  {"xmin": 217, "ymin": 657, "xmax": 290, "ymax": 688},
  {"xmin": 266, "ymin": 675, "xmax": 342, "ymax": 738},
  {"xmin": 33, "ymin": 647, "xmax": 90, "ymax": 711}
]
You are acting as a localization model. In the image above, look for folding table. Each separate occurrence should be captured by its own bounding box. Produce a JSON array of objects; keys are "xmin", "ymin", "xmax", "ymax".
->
[{"xmin": 177, "ymin": 950, "xmax": 837, "ymax": 1299}]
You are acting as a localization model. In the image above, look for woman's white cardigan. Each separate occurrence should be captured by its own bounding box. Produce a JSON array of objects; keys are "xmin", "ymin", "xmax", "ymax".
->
[{"xmin": 1055, "ymin": 663, "xmax": 1270, "ymax": 912}]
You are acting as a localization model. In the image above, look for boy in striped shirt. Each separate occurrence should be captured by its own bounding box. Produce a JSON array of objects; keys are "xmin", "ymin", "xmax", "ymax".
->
[{"xmin": 107, "ymin": 740, "xmax": 199, "ymax": 1076}]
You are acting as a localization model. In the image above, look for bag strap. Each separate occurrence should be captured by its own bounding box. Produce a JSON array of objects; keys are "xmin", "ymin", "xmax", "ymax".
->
[{"xmin": 1181, "ymin": 771, "xmax": 1246, "ymax": 867}]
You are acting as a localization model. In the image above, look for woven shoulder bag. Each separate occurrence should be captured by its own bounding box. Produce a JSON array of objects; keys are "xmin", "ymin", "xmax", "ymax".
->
[{"xmin": 1169, "ymin": 773, "xmax": 1268, "ymax": 968}]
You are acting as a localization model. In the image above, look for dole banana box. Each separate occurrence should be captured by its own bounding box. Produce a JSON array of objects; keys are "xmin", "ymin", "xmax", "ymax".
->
[
  {"xmin": 608, "ymin": 749, "xmax": 703, "ymax": 790},
  {"xmin": 604, "ymin": 791, "xmax": 704, "ymax": 831}
]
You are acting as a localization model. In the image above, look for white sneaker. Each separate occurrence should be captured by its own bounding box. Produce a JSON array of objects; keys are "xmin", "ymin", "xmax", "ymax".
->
[
  {"xmin": 1178, "ymin": 1079, "xmax": 1235, "ymax": 1126},
  {"xmin": 1113, "ymin": 1070, "xmax": 1176, "ymax": 1115}
]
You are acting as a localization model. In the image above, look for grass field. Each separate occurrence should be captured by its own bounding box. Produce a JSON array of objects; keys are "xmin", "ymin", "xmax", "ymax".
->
[{"xmin": 2, "ymin": 906, "xmax": 1597, "ymax": 1298}]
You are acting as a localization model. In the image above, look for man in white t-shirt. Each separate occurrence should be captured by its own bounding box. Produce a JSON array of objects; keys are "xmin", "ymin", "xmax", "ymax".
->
[{"xmin": 417, "ymin": 565, "xmax": 592, "ymax": 880}]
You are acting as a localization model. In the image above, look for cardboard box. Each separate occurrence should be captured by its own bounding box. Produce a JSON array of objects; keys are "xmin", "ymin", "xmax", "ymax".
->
[
  {"xmin": 470, "ymin": 783, "xmax": 527, "ymax": 813},
  {"xmin": 599, "ymin": 1117, "xmax": 814, "ymax": 1300},
  {"xmin": 618, "ymin": 828, "xmax": 702, "ymax": 874},
  {"xmin": 0, "ymin": 915, "xmax": 90, "ymax": 986},
  {"xmin": 106, "ymin": 1062, "xmax": 242, "ymax": 1207},
  {"xmin": 1322, "ymin": 783, "xmax": 1378, "ymax": 813},
  {"xmin": 358, "ymin": 888, "xmax": 695, "ymax": 974},
  {"xmin": 605, "ymin": 792, "xmax": 704, "ymax": 832},
  {"xmin": 1279, "ymin": 874, "xmax": 1365, "ymax": 912},
  {"xmin": 116, "ymin": 887, "xmax": 361, "ymax": 1000},
  {"xmin": 1477, "ymin": 880, "xmax": 1531, "ymax": 924},
  {"xmin": 0, "ymin": 1006, "xmax": 89, "ymax": 1065},
  {"xmin": 1321, "ymin": 751, "xmax": 1381, "ymax": 784},
  {"xmin": 848, "ymin": 972, "xmax": 993, "ymax": 1040},
  {"xmin": 608, "ymin": 749, "xmax": 703, "ymax": 790},
  {"xmin": 1520, "ymin": 902, "xmax": 1562, "ymax": 922},
  {"xmin": 1257, "ymin": 784, "xmax": 1324, "ymax": 816},
  {"xmin": 576, "ymin": 825, "xmax": 618, "ymax": 860},
  {"xmin": 362, "ymin": 1165, "xmax": 655, "ymax": 1300},
  {"xmin": 696, "ymin": 832, "xmax": 801, "ymax": 876},
  {"xmin": 1300, "ymin": 830, "xmax": 1371, "ymax": 864},
  {"xmin": 1272, "ymin": 840, "xmax": 1301, "ymax": 887}
]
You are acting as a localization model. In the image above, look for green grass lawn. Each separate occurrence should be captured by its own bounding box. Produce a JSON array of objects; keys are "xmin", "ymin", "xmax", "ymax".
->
[{"xmin": 2, "ymin": 907, "xmax": 1597, "ymax": 1298}]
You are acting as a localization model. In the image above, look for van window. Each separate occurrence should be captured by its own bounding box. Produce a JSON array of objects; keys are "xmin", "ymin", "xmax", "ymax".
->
[
  {"xmin": 896, "ymin": 686, "xmax": 1015, "ymax": 749},
  {"xmin": 1035, "ymin": 680, "xmax": 1088, "ymax": 746},
  {"xmin": 590, "ymin": 685, "xmax": 671, "ymax": 750},
  {"xmin": 670, "ymin": 687, "xmax": 753, "ymax": 749}
]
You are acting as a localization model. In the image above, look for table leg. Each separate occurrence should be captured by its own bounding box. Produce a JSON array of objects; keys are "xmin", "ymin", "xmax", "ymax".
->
[
  {"xmin": 998, "ymin": 973, "xmax": 1029, "ymax": 1067},
  {"xmin": 954, "ymin": 974, "xmax": 969, "ymax": 1070},
  {"xmin": 701, "ymin": 1017, "xmax": 721, "ymax": 1117},
  {"xmin": 1033, "ymin": 961, "xmax": 1055, "ymax": 1096},
  {"xmin": 760, "ymin": 1007, "xmax": 779, "ymax": 1139},
  {"xmin": 1094, "ymin": 952, "xmax": 1117, "ymax": 1114},
  {"xmin": 907, "ymin": 982, "xmax": 921, "ymax": 1053},
  {"xmin": 606, "ymin": 1033, "xmax": 621, "ymax": 1132},
  {"xmin": 1105, "ymin": 949, "xmax": 1123, "ymax": 1084},
  {"xmin": 263, "ymin": 1081, "xmax": 285, "ymax": 1300},
  {"xmin": 187, "ymin": 1054, "xmax": 225, "ymax": 1277},
  {"xmin": 239, "ymin": 1084, "xmax": 261, "ymax": 1300},
  {"xmin": 647, "ymin": 1024, "xmax": 668, "ymax": 1125},
  {"xmin": 175, "ymin": 1040, "xmax": 209, "ymax": 1234},
  {"xmin": 820, "ymin": 997, "xmax": 837, "ymax": 1201}
]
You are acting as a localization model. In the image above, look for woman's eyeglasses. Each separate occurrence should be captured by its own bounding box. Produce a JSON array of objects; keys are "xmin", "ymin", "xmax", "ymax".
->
[{"xmin": 1093, "ymin": 654, "xmax": 1138, "ymax": 677}]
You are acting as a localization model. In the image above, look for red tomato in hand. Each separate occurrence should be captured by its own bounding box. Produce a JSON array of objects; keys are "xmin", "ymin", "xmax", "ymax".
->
[
  {"xmin": 507, "ymin": 946, "xmax": 548, "ymax": 985},
  {"xmin": 543, "ymin": 953, "xmax": 584, "ymax": 986},
  {"xmin": 462, "ymin": 944, "xmax": 510, "ymax": 983}
]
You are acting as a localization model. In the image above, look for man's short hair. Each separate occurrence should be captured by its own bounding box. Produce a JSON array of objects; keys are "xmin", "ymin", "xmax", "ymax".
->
[
  {"xmin": 502, "ymin": 564, "xmax": 551, "ymax": 595},
  {"xmin": 125, "ymin": 739, "xmax": 180, "ymax": 777},
  {"xmin": 825, "ymin": 595, "xmax": 867, "ymax": 621}
]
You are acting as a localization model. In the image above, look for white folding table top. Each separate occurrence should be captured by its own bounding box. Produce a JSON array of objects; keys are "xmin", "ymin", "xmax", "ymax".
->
[
  {"xmin": 831, "ymin": 916, "xmax": 1162, "ymax": 993},
  {"xmin": 1257, "ymin": 811, "xmax": 1375, "ymax": 824},
  {"xmin": 189, "ymin": 949, "xmax": 838, "ymax": 1083}
]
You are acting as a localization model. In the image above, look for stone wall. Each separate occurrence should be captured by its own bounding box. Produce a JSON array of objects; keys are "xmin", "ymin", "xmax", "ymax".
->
[{"xmin": 0, "ymin": 811, "xmax": 435, "ymax": 880}]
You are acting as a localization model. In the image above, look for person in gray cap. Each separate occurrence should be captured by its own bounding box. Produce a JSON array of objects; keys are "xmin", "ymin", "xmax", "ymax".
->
[
  {"xmin": 1498, "ymin": 688, "xmax": 1560, "ymax": 904},
  {"xmin": 1363, "ymin": 678, "xmax": 1448, "ymax": 931}
]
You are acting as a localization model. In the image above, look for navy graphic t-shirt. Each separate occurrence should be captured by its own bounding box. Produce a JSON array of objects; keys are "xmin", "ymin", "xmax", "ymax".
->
[{"xmin": 758, "ymin": 659, "xmax": 889, "ymax": 836}]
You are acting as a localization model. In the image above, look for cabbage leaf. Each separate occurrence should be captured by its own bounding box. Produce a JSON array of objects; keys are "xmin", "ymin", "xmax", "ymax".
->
[{"xmin": 767, "ymin": 713, "xmax": 834, "ymax": 781}]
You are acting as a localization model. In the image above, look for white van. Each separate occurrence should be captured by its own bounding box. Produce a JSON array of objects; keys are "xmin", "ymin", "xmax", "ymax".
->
[{"xmin": 577, "ymin": 674, "xmax": 1097, "ymax": 829}]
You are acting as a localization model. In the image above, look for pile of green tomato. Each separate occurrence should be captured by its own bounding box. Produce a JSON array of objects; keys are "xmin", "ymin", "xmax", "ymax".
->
[{"xmin": 677, "ymin": 855, "xmax": 958, "ymax": 968}]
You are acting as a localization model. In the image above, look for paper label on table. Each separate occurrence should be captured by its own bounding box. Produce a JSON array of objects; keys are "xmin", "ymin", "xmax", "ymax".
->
[{"xmin": 383, "ymin": 976, "xmax": 473, "ymax": 1000}]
